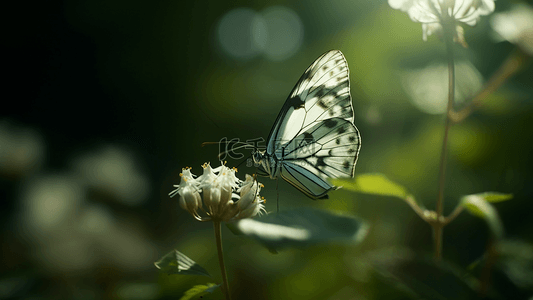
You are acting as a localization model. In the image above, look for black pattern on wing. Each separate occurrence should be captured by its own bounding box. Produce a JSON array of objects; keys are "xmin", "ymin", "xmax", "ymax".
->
[
  {"xmin": 280, "ymin": 117, "xmax": 361, "ymax": 179},
  {"xmin": 266, "ymin": 50, "xmax": 354, "ymax": 154},
  {"xmin": 257, "ymin": 50, "xmax": 361, "ymax": 199}
]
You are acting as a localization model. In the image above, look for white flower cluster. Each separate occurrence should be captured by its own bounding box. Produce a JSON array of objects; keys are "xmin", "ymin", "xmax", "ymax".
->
[
  {"xmin": 170, "ymin": 163, "xmax": 266, "ymax": 222},
  {"xmin": 389, "ymin": 0, "xmax": 495, "ymax": 42}
]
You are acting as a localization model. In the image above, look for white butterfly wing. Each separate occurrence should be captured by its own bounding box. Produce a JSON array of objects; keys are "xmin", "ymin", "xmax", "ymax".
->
[
  {"xmin": 279, "ymin": 117, "xmax": 360, "ymax": 198},
  {"xmin": 282, "ymin": 117, "xmax": 360, "ymax": 177},
  {"xmin": 262, "ymin": 50, "xmax": 361, "ymax": 199},
  {"xmin": 280, "ymin": 162, "xmax": 335, "ymax": 198},
  {"xmin": 266, "ymin": 50, "xmax": 354, "ymax": 154}
]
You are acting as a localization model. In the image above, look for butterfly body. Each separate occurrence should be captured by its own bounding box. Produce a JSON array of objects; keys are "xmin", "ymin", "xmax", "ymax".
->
[{"xmin": 253, "ymin": 50, "xmax": 361, "ymax": 199}]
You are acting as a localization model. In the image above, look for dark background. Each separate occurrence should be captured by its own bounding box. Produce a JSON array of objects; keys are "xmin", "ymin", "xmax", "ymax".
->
[{"xmin": 1, "ymin": 0, "xmax": 532, "ymax": 299}]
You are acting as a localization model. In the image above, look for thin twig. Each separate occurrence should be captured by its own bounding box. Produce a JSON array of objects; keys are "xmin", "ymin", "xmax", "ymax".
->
[
  {"xmin": 449, "ymin": 48, "xmax": 527, "ymax": 123},
  {"xmin": 442, "ymin": 203, "xmax": 464, "ymax": 226},
  {"xmin": 479, "ymin": 239, "xmax": 498, "ymax": 297},
  {"xmin": 404, "ymin": 195, "xmax": 430, "ymax": 221}
]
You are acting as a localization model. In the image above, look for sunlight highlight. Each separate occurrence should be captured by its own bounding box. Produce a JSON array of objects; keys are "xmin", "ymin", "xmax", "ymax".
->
[{"xmin": 401, "ymin": 61, "xmax": 483, "ymax": 114}]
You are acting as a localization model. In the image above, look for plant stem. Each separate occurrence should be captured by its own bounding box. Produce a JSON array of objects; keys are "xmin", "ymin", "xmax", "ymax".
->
[
  {"xmin": 434, "ymin": 24, "xmax": 456, "ymax": 261},
  {"xmin": 478, "ymin": 238, "xmax": 498, "ymax": 297},
  {"xmin": 405, "ymin": 195, "xmax": 429, "ymax": 221},
  {"xmin": 442, "ymin": 203, "xmax": 464, "ymax": 226},
  {"xmin": 213, "ymin": 220, "xmax": 231, "ymax": 300}
]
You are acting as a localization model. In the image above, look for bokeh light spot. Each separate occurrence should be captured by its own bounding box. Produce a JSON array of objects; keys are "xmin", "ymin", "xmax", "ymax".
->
[
  {"xmin": 260, "ymin": 6, "xmax": 303, "ymax": 61},
  {"xmin": 216, "ymin": 6, "xmax": 303, "ymax": 61},
  {"xmin": 71, "ymin": 146, "xmax": 150, "ymax": 206},
  {"xmin": 0, "ymin": 121, "xmax": 45, "ymax": 179},
  {"xmin": 20, "ymin": 174, "xmax": 84, "ymax": 235},
  {"xmin": 401, "ymin": 61, "xmax": 483, "ymax": 114},
  {"xmin": 216, "ymin": 8, "xmax": 264, "ymax": 60}
]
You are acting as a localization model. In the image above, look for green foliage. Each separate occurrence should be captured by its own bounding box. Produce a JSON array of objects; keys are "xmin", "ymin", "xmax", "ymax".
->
[
  {"xmin": 332, "ymin": 173, "xmax": 422, "ymax": 208},
  {"xmin": 228, "ymin": 207, "xmax": 368, "ymax": 251},
  {"xmin": 332, "ymin": 173, "xmax": 411, "ymax": 199},
  {"xmin": 496, "ymin": 240, "xmax": 533, "ymax": 292},
  {"xmin": 154, "ymin": 250, "xmax": 211, "ymax": 277},
  {"xmin": 179, "ymin": 283, "xmax": 220, "ymax": 300},
  {"xmin": 475, "ymin": 192, "xmax": 513, "ymax": 203},
  {"xmin": 461, "ymin": 193, "xmax": 509, "ymax": 239}
]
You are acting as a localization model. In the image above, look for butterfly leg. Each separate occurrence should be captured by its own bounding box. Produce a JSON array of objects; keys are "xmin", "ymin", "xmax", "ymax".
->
[{"xmin": 276, "ymin": 177, "xmax": 280, "ymax": 213}]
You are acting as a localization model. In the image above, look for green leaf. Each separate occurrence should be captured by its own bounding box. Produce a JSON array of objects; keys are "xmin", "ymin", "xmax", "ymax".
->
[
  {"xmin": 230, "ymin": 207, "xmax": 368, "ymax": 251},
  {"xmin": 332, "ymin": 173, "xmax": 422, "ymax": 210},
  {"xmin": 461, "ymin": 194, "xmax": 504, "ymax": 239},
  {"xmin": 154, "ymin": 250, "xmax": 210, "ymax": 277},
  {"xmin": 179, "ymin": 283, "xmax": 220, "ymax": 300},
  {"xmin": 472, "ymin": 192, "xmax": 513, "ymax": 203},
  {"xmin": 332, "ymin": 173, "xmax": 415, "ymax": 201}
]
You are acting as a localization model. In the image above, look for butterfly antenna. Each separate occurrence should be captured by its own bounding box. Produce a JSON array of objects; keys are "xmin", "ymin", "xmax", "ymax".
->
[
  {"xmin": 235, "ymin": 153, "xmax": 252, "ymax": 169},
  {"xmin": 201, "ymin": 141, "xmax": 226, "ymax": 157},
  {"xmin": 201, "ymin": 141, "xmax": 221, "ymax": 147},
  {"xmin": 202, "ymin": 140, "xmax": 251, "ymax": 161},
  {"xmin": 226, "ymin": 142, "xmax": 259, "ymax": 169}
]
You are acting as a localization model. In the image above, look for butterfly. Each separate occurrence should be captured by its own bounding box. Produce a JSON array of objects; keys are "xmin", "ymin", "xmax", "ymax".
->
[{"xmin": 252, "ymin": 50, "xmax": 361, "ymax": 199}]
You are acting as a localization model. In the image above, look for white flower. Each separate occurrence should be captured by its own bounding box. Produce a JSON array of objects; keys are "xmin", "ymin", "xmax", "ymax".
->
[
  {"xmin": 169, "ymin": 163, "xmax": 266, "ymax": 222},
  {"xmin": 389, "ymin": 0, "xmax": 496, "ymax": 43},
  {"xmin": 169, "ymin": 168, "xmax": 202, "ymax": 220},
  {"xmin": 236, "ymin": 175, "xmax": 266, "ymax": 219},
  {"xmin": 490, "ymin": 3, "xmax": 533, "ymax": 56}
]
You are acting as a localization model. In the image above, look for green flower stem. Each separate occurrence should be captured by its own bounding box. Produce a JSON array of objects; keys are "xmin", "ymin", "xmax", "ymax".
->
[
  {"xmin": 213, "ymin": 220, "xmax": 231, "ymax": 300},
  {"xmin": 449, "ymin": 48, "xmax": 527, "ymax": 123},
  {"xmin": 433, "ymin": 22, "xmax": 456, "ymax": 262}
]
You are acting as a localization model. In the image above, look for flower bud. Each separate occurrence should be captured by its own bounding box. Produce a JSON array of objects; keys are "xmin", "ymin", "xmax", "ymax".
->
[{"xmin": 178, "ymin": 185, "xmax": 201, "ymax": 218}]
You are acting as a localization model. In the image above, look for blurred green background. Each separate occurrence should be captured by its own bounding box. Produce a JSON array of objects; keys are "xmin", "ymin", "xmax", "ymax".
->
[{"xmin": 1, "ymin": 0, "xmax": 532, "ymax": 299}]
